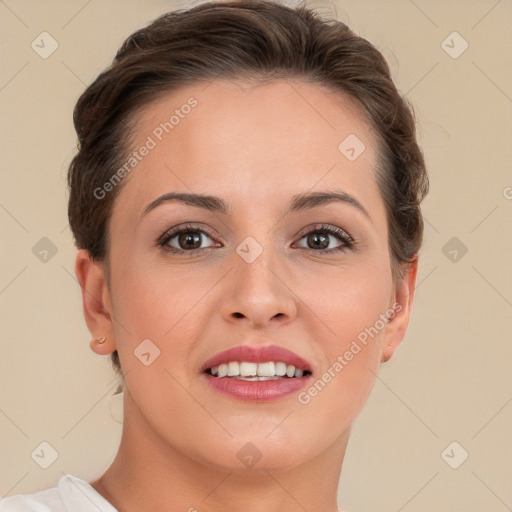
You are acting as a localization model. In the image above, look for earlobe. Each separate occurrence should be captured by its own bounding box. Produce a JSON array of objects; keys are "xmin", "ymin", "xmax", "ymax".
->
[
  {"xmin": 75, "ymin": 249, "xmax": 116, "ymax": 356},
  {"xmin": 381, "ymin": 259, "xmax": 418, "ymax": 363}
]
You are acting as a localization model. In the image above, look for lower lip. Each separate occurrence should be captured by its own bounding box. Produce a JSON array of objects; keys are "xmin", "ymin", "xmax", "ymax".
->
[{"xmin": 203, "ymin": 373, "xmax": 311, "ymax": 402}]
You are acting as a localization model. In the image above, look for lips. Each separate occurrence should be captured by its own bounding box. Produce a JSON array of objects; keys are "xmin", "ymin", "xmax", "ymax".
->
[{"xmin": 201, "ymin": 344, "xmax": 313, "ymax": 402}]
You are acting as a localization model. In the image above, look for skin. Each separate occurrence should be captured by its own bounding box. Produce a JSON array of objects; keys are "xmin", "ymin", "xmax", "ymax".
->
[{"xmin": 75, "ymin": 79, "xmax": 417, "ymax": 512}]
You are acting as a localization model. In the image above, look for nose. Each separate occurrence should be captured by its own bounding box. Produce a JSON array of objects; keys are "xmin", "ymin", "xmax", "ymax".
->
[{"xmin": 220, "ymin": 247, "xmax": 298, "ymax": 329}]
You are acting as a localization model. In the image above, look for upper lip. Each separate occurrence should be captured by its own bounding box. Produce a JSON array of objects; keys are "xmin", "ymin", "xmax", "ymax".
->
[{"xmin": 201, "ymin": 344, "xmax": 312, "ymax": 373}]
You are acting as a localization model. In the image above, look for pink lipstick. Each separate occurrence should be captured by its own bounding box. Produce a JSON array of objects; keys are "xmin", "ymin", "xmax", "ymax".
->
[{"xmin": 201, "ymin": 344, "xmax": 312, "ymax": 402}]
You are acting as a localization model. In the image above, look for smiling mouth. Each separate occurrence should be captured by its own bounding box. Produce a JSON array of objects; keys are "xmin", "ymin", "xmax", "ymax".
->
[{"xmin": 205, "ymin": 361, "xmax": 312, "ymax": 380}]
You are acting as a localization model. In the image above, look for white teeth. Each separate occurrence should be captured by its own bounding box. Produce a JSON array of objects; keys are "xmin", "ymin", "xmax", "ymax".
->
[
  {"xmin": 275, "ymin": 362, "xmax": 287, "ymax": 376},
  {"xmin": 208, "ymin": 361, "xmax": 308, "ymax": 378},
  {"xmin": 217, "ymin": 363, "xmax": 228, "ymax": 377},
  {"xmin": 239, "ymin": 362, "xmax": 258, "ymax": 377},
  {"xmin": 257, "ymin": 362, "xmax": 275, "ymax": 377},
  {"xmin": 227, "ymin": 361, "xmax": 239, "ymax": 376}
]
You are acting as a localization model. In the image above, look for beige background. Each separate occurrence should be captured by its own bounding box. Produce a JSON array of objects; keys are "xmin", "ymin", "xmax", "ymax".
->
[{"xmin": 1, "ymin": 0, "xmax": 511, "ymax": 510}]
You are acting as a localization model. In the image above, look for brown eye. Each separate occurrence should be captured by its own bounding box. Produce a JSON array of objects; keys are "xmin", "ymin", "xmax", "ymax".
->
[
  {"xmin": 176, "ymin": 231, "xmax": 203, "ymax": 250},
  {"xmin": 294, "ymin": 224, "xmax": 354, "ymax": 253},
  {"xmin": 304, "ymin": 232, "xmax": 332, "ymax": 250},
  {"xmin": 159, "ymin": 225, "xmax": 218, "ymax": 254}
]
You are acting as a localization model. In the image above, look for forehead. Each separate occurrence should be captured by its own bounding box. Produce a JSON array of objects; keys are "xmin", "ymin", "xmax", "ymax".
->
[{"xmin": 114, "ymin": 78, "xmax": 383, "ymax": 219}]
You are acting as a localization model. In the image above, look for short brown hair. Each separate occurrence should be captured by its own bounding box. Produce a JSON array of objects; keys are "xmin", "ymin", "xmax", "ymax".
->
[{"xmin": 68, "ymin": 0, "xmax": 428, "ymax": 377}]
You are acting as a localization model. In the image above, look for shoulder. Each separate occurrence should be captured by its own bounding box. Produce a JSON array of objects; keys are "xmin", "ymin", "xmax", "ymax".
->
[
  {"xmin": 0, "ymin": 484, "xmax": 64, "ymax": 512},
  {"xmin": 0, "ymin": 474, "xmax": 116, "ymax": 512}
]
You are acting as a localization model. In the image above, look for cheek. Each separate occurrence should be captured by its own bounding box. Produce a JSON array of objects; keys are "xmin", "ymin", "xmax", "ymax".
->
[
  {"xmin": 108, "ymin": 256, "xmax": 220, "ymax": 385},
  {"xmin": 296, "ymin": 298, "xmax": 389, "ymax": 449},
  {"xmin": 298, "ymin": 254, "xmax": 393, "ymax": 345},
  {"xmin": 111, "ymin": 255, "xmax": 205, "ymax": 334},
  {"xmin": 295, "ymin": 259, "xmax": 392, "ymax": 413}
]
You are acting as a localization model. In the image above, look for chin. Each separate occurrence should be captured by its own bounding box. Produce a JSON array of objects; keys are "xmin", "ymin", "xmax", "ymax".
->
[{"xmin": 191, "ymin": 428, "xmax": 324, "ymax": 475}]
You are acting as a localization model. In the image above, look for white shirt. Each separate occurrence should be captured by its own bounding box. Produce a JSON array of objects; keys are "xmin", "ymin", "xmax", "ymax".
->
[
  {"xmin": 0, "ymin": 475, "xmax": 117, "ymax": 512},
  {"xmin": 0, "ymin": 475, "xmax": 349, "ymax": 511}
]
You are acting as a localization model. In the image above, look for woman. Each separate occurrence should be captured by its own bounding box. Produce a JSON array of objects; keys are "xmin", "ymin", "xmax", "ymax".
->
[{"xmin": 0, "ymin": 1, "xmax": 428, "ymax": 510}]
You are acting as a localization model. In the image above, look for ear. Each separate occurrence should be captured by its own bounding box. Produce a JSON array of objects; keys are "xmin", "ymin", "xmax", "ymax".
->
[
  {"xmin": 75, "ymin": 249, "xmax": 116, "ymax": 356},
  {"xmin": 381, "ymin": 259, "xmax": 418, "ymax": 363}
]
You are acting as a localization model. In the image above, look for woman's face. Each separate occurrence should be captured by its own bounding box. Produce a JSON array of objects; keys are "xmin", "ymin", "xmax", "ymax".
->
[{"xmin": 83, "ymin": 79, "xmax": 415, "ymax": 472}]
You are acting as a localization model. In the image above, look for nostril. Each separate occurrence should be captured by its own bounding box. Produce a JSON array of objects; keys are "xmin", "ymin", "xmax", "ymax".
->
[{"xmin": 233, "ymin": 312, "xmax": 244, "ymax": 318}]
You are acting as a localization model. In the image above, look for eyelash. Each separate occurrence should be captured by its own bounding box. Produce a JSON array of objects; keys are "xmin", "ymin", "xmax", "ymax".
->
[{"xmin": 157, "ymin": 223, "xmax": 355, "ymax": 256}]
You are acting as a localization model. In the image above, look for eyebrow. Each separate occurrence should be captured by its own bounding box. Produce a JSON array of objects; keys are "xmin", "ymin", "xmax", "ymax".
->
[{"xmin": 142, "ymin": 190, "xmax": 370, "ymax": 219}]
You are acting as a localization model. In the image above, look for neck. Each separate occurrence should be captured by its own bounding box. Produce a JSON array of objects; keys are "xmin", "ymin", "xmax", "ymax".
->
[{"xmin": 91, "ymin": 392, "xmax": 349, "ymax": 512}]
